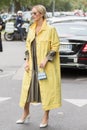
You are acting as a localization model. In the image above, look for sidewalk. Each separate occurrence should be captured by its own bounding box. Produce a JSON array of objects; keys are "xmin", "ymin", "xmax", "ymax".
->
[
  {"xmin": 0, "ymin": 67, "xmax": 86, "ymax": 130},
  {"xmin": 0, "ymin": 71, "xmax": 63, "ymax": 130},
  {"xmin": 0, "ymin": 41, "xmax": 87, "ymax": 130}
]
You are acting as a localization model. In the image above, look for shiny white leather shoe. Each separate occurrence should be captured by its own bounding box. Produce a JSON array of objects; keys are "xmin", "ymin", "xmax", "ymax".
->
[
  {"xmin": 40, "ymin": 123, "xmax": 48, "ymax": 128},
  {"xmin": 16, "ymin": 115, "xmax": 30, "ymax": 124}
]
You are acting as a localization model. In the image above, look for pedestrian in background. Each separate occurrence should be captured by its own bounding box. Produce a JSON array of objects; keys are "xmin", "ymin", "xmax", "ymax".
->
[
  {"xmin": 0, "ymin": 16, "xmax": 4, "ymax": 72},
  {"xmin": 15, "ymin": 10, "xmax": 24, "ymax": 41},
  {"xmin": 16, "ymin": 5, "xmax": 61, "ymax": 128},
  {"xmin": 0, "ymin": 17, "xmax": 4, "ymax": 52}
]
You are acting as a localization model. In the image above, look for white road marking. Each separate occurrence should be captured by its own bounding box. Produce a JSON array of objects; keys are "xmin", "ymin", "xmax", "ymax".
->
[
  {"xmin": 57, "ymin": 112, "xmax": 63, "ymax": 115},
  {"xmin": 0, "ymin": 71, "xmax": 15, "ymax": 78},
  {"xmin": 0, "ymin": 97, "xmax": 11, "ymax": 102},
  {"xmin": 64, "ymin": 99, "xmax": 87, "ymax": 107},
  {"xmin": 31, "ymin": 103, "xmax": 41, "ymax": 106},
  {"xmin": 76, "ymin": 78, "xmax": 87, "ymax": 81}
]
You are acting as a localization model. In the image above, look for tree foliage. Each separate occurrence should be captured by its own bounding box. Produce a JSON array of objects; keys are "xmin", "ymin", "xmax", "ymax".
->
[
  {"xmin": 0, "ymin": 0, "xmax": 10, "ymax": 12},
  {"xmin": 0, "ymin": 0, "xmax": 87, "ymax": 12}
]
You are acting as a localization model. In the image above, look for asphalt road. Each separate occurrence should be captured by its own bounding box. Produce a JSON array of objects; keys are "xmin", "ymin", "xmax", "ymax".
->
[{"xmin": 0, "ymin": 40, "xmax": 87, "ymax": 130}]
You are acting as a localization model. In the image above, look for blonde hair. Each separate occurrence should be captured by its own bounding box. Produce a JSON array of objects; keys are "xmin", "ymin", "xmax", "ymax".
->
[{"xmin": 32, "ymin": 5, "xmax": 46, "ymax": 19}]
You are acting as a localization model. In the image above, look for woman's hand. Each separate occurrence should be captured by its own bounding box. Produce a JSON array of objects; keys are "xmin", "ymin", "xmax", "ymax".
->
[
  {"xmin": 25, "ymin": 60, "xmax": 29, "ymax": 72},
  {"xmin": 39, "ymin": 58, "xmax": 48, "ymax": 68}
]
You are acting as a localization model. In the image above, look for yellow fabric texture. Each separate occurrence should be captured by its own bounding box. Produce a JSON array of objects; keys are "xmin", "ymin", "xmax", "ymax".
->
[{"xmin": 19, "ymin": 20, "xmax": 62, "ymax": 110}]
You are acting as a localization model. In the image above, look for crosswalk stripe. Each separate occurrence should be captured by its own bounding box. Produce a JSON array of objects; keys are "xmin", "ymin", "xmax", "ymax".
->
[
  {"xmin": 64, "ymin": 99, "xmax": 87, "ymax": 107},
  {"xmin": 0, "ymin": 97, "xmax": 11, "ymax": 102}
]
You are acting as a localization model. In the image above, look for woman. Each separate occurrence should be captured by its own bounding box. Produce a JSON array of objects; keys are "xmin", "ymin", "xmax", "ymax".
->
[{"xmin": 16, "ymin": 5, "xmax": 61, "ymax": 128}]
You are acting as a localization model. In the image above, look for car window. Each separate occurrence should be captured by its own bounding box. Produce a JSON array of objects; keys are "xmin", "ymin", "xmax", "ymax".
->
[{"xmin": 52, "ymin": 22, "xmax": 87, "ymax": 36}]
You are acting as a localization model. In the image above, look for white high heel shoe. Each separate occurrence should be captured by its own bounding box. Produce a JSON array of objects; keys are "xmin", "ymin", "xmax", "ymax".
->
[
  {"xmin": 16, "ymin": 115, "xmax": 30, "ymax": 124},
  {"xmin": 40, "ymin": 123, "xmax": 48, "ymax": 128}
]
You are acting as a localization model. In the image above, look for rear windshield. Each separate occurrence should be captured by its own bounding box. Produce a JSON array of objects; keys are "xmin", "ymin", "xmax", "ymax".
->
[{"xmin": 52, "ymin": 22, "xmax": 87, "ymax": 36}]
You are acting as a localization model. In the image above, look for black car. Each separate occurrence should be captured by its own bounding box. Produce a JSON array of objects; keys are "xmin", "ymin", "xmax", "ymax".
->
[{"xmin": 52, "ymin": 21, "xmax": 87, "ymax": 69}]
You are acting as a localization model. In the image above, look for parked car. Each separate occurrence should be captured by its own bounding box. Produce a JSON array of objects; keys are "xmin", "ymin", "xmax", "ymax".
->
[
  {"xmin": 22, "ymin": 11, "xmax": 31, "ymax": 21},
  {"xmin": 47, "ymin": 16, "xmax": 87, "ymax": 24},
  {"xmin": 1, "ymin": 13, "xmax": 17, "ymax": 22},
  {"xmin": 51, "ymin": 21, "xmax": 87, "ymax": 69}
]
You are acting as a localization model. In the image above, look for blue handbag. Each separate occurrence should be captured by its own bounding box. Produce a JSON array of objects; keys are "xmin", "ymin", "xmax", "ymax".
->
[{"xmin": 38, "ymin": 71, "xmax": 47, "ymax": 80}]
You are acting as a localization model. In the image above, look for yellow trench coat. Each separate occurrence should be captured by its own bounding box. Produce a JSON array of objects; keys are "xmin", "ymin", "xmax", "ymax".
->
[{"xmin": 19, "ymin": 20, "xmax": 61, "ymax": 110}]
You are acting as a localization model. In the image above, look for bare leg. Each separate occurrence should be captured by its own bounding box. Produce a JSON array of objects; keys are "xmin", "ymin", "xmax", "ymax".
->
[
  {"xmin": 41, "ymin": 110, "xmax": 49, "ymax": 124},
  {"xmin": 21, "ymin": 102, "xmax": 30, "ymax": 120},
  {"xmin": 16, "ymin": 102, "xmax": 30, "ymax": 124}
]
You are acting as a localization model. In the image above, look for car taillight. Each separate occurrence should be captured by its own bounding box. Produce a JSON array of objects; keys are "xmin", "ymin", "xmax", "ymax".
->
[{"xmin": 82, "ymin": 44, "xmax": 87, "ymax": 52}]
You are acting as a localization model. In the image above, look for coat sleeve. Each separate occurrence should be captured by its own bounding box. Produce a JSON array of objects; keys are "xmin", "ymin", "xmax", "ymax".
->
[
  {"xmin": 26, "ymin": 27, "xmax": 33, "ymax": 51},
  {"xmin": 50, "ymin": 27, "xmax": 60, "ymax": 52},
  {"xmin": 24, "ymin": 32, "xmax": 30, "ymax": 60},
  {"xmin": 46, "ymin": 50, "xmax": 56, "ymax": 61},
  {"xmin": 24, "ymin": 50, "xmax": 29, "ymax": 60}
]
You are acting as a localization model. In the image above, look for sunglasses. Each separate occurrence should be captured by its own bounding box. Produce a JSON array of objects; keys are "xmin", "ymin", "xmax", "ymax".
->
[{"xmin": 31, "ymin": 12, "xmax": 38, "ymax": 15}]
